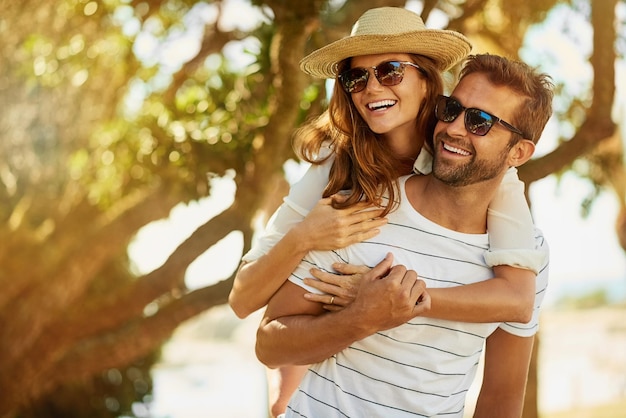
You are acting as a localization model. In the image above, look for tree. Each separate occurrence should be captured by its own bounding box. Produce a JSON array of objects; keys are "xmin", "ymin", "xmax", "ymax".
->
[{"xmin": 0, "ymin": 0, "xmax": 621, "ymax": 416}]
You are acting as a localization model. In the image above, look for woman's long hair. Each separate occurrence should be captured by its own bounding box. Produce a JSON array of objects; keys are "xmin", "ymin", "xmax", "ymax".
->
[{"xmin": 294, "ymin": 54, "xmax": 443, "ymax": 216}]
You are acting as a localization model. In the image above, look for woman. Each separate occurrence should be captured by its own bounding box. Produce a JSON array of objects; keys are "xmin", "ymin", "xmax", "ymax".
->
[{"xmin": 229, "ymin": 7, "xmax": 543, "ymax": 417}]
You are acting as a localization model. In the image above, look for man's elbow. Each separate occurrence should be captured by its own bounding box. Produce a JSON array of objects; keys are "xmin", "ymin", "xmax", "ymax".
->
[
  {"xmin": 255, "ymin": 344, "xmax": 277, "ymax": 369},
  {"xmin": 255, "ymin": 334, "xmax": 281, "ymax": 369}
]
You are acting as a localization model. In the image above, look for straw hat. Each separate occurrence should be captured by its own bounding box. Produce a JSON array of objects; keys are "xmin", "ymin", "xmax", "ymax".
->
[{"xmin": 300, "ymin": 7, "xmax": 472, "ymax": 79}]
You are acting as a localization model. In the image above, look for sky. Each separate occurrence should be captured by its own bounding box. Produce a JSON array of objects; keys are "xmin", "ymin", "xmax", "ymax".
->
[{"xmin": 127, "ymin": 0, "xmax": 626, "ymax": 308}]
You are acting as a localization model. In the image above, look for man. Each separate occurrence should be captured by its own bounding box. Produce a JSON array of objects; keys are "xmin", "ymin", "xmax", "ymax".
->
[{"xmin": 256, "ymin": 54, "xmax": 553, "ymax": 417}]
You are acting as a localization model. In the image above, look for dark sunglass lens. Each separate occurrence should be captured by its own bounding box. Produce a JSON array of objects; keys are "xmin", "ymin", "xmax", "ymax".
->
[
  {"xmin": 340, "ymin": 68, "xmax": 368, "ymax": 93},
  {"xmin": 437, "ymin": 97, "xmax": 462, "ymax": 122},
  {"xmin": 466, "ymin": 109, "xmax": 494, "ymax": 136},
  {"xmin": 376, "ymin": 61, "xmax": 404, "ymax": 86}
]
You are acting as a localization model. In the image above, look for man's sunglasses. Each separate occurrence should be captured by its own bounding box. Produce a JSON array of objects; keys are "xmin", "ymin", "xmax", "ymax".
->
[
  {"xmin": 435, "ymin": 95, "xmax": 525, "ymax": 137},
  {"xmin": 338, "ymin": 60, "xmax": 424, "ymax": 94}
]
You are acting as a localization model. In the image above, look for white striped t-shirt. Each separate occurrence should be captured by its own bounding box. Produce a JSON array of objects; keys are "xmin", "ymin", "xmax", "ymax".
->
[{"xmin": 286, "ymin": 174, "xmax": 549, "ymax": 418}]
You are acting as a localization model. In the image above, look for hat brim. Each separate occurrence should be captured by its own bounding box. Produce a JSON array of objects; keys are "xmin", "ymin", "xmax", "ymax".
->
[{"xmin": 300, "ymin": 31, "xmax": 472, "ymax": 79}]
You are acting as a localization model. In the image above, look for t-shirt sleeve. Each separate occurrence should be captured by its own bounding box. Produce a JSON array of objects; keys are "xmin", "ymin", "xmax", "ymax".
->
[
  {"xmin": 241, "ymin": 151, "xmax": 334, "ymax": 262},
  {"xmin": 283, "ymin": 151, "xmax": 334, "ymax": 217},
  {"xmin": 498, "ymin": 228, "xmax": 549, "ymax": 337},
  {"xmin": 241, "ymin": 203, "xmax": 304, "ymax": 263},
  {"xmin": 484, "ymin": 167, "xmax": 547, "ymax": 274},
  {"xmin": 413, "ymin": 147, "xmax": 433, "ymax": 175}
]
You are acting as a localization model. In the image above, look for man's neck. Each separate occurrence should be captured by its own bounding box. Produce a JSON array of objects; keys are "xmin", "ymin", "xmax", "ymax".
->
[{"xmin": 406, "ymin": 174, "xmax": 499, "ymax": 234}]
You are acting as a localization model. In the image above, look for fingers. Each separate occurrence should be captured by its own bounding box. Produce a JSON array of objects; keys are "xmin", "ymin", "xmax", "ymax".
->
[
  {"xmin": 329, "ymin": 193, "xmax": 349, "ymax": 204},
  {"xmin": 329, "ymin": 193, "xmax": 362, "ymax": 207},
  {"xmin": 337, "ymin": 223, "xmax": 384, "ymax": 248},
  {"xmin": 316, "ymin": 195, "xmax": 385, "ymax": 224},
  {"xmin": 413, "ymin": 289, "xmax": 431, "ymax": 315},
  {"xmin": 331, "ymin": 263, "xmax": 370, "ymax": 275},
  {"xmin": 349, "ymin": 214, "xmax": 387, "ymax": 234},
  {"xmin": 329, "ymin": 194, "xmax": 386, "ymax": 219},
  {"xmin": 303, "ymin": 277, "xmax": 347, "ymax": 299},
  {"xmin": 335, "ymin": 205, "xmax": 386, "ymax": 240},
  {"xmin": 303, "ymin": 198, "xmax": 386, "ymax": 251},
  {"xmin": 305, "ymin": 266, "xmax": 360, "ymax": 302},
  {"xmin": 349, "ymin": 207, "xmax": 386, "ymax": 223},
  {"xmin": 307, "ymin": 268, "xmax": 344, "ymax": 286},
  {"xmin": 303, "ymin": 292, "xmax": 346, "ymax": 307},
  {"xmin": 396, "ymin": 271, "xmax": 430, "ymax": 314},
  {"xmin": 383, "ymin": 265, "xmax": 428, "ymax": 309},
  {"xmin": 316, "ymin": 196, "xmax": 336, "ymax": 207},
  {"xmin": 394, "ymin": 266, "xmax": 422, "ymax": 305},
  {"xmin": 363, "ymin": 253, "xmax": 394, "ymax": 281}
]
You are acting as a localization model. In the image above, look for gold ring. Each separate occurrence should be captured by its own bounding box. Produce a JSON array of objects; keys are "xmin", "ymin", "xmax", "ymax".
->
[{"xmin": 330, "ymin": 296, "xmax": 335, "ymax": 305}]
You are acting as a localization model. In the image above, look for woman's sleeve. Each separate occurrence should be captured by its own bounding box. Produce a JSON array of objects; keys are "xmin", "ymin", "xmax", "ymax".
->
[
  {"xmin": 413, "ymin": 147, "xmax": 433, "ymax": 175},
  {"xmin": 283, "ymin": 152, "xmax": 334, "ymax": 217},
  {"xmin": 241, "ymin": 155, "xmax": 333, "ymax": 263},
  {"xmin": 484, "ymin": 167, "xmax": 547, "ymax": 274}
]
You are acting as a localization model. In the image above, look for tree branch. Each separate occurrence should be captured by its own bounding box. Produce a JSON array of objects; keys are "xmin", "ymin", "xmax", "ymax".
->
[
  {"xmin": 0, "ymin": 187, "xmax": 179, "ymax": 364},
  {"xmin": 520, "ymin": 0, "xmax": 617, "ymax": 184},
  {"xmin": 0, "ymin": 278, "xmax": 234, "ymax": 414}
]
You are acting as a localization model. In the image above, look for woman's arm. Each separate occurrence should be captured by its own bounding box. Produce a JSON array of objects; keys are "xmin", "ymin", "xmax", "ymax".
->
[
  {"xmin": 426, "ymin": 265, "xmax": 535, "ymax": 323},
  {"xmin": 230, "ymin": 153, "xmax": 386, "ymax": 315},
  {"xmin": 303, "ymin": 165, "xmax": 541, "ymax": 323},
  {"xmin": 304, "ymin": 262, "xmax": 535, "ymax": 323},
  {"xmin": 256, "ymin": 254, "xmax": 429, "ymax": 368},
  {"xmin": 425, "ymin": 167, "xmax": 540, "ymax": 322},
  {"xmin": 229, "ymin": 197, "xmax": 387, "ymax": 318}
]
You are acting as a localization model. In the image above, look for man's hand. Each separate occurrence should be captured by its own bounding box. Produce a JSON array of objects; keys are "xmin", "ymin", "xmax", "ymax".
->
[
  {"xmin": 257, "ymin": 253, "xmax": 430, "ymax": 368},
  {"xmin": 344, "ymin": 253, "xmax": 431, "ymax": 333}
]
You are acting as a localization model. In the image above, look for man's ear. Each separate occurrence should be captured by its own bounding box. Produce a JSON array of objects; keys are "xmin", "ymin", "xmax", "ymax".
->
[{"xmin": 508, "ymin": 139, "xmax": 535, "ymax": 167}]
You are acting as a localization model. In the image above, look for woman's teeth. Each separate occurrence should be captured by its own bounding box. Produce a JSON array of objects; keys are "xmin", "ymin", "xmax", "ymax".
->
[{"xmin": 368, "ymin": 99, "xmax": 396, "ymax": 110}]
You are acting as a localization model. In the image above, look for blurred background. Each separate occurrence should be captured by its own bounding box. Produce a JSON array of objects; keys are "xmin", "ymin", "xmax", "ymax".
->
[{"xmin": 1, "ymin": 0, "xmax": 625, "ymax": 417}]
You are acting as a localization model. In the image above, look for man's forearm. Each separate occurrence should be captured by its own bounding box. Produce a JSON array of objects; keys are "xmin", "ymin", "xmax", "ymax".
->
[
  {"xmin": 474, "ymin": 329, "xmax": 534, "ymax": 418},
  {"xmin": 473, "ymin": 393, "xmax": 525, "ymax": 418},
  {"xmin": 256, "ymin": 308, "xmax": 372, "ymax": 368},
  {"xmin": 256, "ymin": 260, "xmax": 428, "ymax": 369}
]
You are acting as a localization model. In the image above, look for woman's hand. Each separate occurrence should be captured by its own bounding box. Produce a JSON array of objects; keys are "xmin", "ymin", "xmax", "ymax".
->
[
  {"xmin": 293, "ymin": 194, "xmax": 387, "ymax": 252},
  {"xmin": 303, "ymin": 263, "xmax": 371, "ymax": 311},
  {"xmin": 304, "ymin": 254, "xmax": 431, "ymax": 317}
]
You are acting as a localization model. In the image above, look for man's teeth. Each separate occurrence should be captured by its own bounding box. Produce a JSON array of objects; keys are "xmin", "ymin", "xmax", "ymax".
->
[
  {"xmin": 368, "ymin": 100, "xmax": 396, "ymax": 110},
  {"xmin": 443, "ymin": 143, "xmax": 470, "ymax": 156}
]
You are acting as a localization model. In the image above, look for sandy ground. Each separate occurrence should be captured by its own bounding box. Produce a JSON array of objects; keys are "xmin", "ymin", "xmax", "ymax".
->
[
  {"xmin": 537, "ymin": 306, "xmax": 626, "ymax": 417},
  {"xmin": 148, "ymin": 304, "xmax": 626, "ymax": 418}
]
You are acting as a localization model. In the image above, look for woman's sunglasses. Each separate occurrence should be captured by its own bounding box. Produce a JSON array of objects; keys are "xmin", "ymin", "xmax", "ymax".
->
[
  {"xmin": 338, "ymin": 60, "xmax": 424, "ymax": 94},
  {"xmin": 435, "ymin": 95, "xmax": 525, "ymax": 137}
]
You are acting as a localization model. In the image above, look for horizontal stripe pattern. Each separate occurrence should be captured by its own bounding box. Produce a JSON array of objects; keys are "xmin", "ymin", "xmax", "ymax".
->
[{"xmin": 287, "ymin": 175, "xmax": 549, "ymax": 417}]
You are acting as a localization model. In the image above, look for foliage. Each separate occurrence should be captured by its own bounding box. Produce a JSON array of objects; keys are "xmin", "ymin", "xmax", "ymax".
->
[{"xmin": 0, "ymin": 0, "xmax": 622, "ymax": 416}]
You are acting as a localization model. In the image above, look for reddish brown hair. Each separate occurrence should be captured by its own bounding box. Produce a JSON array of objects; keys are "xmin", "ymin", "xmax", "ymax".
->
[{"xmin": 294, "ymin": 54, "xmax": 443, "ymax": 215}]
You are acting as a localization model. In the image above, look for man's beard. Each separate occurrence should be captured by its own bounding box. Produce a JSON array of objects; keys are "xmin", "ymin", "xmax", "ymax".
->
[{"xmin": 432, "ymin": 134, "xmax": 511, "ymax": 187}]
